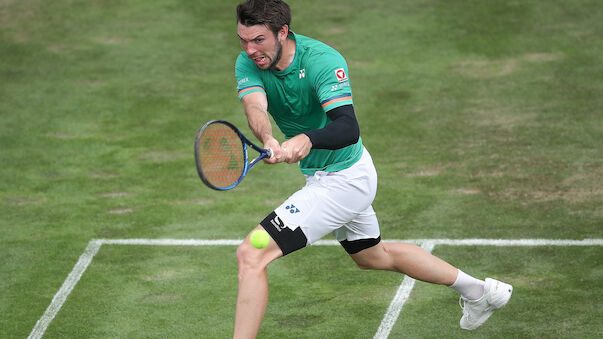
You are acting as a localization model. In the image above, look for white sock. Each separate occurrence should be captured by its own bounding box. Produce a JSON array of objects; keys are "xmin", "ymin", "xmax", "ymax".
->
[{"xmin": 449, "ymin": 270, "xmax": 485, "ymax": 301}]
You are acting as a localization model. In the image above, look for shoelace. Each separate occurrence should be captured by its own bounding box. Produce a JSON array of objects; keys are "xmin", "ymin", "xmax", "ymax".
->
[
  {"xmin": 459, "ymin": 297, "xmax": 471, "ymax": 321},
  {"xmin": 459, "ymin": 297, "xmax": 471, "ymax": 319}
]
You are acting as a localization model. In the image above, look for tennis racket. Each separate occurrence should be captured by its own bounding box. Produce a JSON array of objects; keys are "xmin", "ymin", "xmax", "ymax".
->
[{"xmin": 194, "ymin": 120, "xmax": 273, "ymax": 190}]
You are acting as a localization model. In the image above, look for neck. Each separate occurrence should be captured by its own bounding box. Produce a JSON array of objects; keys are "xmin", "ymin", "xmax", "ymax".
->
[{"xmin": 274, "ymin": 36, "xmax": 296, "ymax": 71}]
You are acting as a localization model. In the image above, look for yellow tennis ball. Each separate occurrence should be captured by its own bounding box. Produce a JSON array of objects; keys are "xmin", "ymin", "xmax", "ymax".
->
[{"xmin": 250, "ymin": 230, "xmax": 270, "ymax": 249}]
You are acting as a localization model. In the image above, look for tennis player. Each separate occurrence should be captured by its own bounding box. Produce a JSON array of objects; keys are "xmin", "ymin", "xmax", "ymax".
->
[{"xmin": 233, "ymin": 1, "xmax": 512, "ymax": 337}]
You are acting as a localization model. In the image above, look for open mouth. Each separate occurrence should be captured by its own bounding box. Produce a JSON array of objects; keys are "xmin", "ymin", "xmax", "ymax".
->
[{"xmin": 253, "ymin": 55, "xmax": 268, "ymax": 65}]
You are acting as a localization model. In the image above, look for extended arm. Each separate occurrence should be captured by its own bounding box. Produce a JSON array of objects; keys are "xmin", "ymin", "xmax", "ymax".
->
[{"xmin": 241, "ymin": 92, "xmax": 284, "ymax": 163}]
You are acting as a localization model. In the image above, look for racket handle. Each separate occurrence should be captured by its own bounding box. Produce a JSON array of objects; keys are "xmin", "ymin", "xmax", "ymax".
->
[{"xmin": 266, "ymin": 148, "xmax": 274, "ymax": 159}]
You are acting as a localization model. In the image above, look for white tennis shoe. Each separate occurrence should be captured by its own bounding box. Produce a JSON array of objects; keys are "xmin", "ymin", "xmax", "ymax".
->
[{"xmin": 459, "ymin": 278, "xmax": 513, "ymax": 330}]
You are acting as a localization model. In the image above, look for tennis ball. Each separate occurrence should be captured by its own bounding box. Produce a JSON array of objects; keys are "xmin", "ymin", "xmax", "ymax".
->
[{"xmin": 250, "ymin": 229, "xmax": 270, "ymax": 249}]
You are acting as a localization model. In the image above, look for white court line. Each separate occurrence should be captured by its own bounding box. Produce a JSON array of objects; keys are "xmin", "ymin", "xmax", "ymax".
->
[
  {"xmin": 28, "ymin": 238, "xmax": 603, "ymax": 339},
  {"xmin": 373, "ymin": 241, "xmax": 435, "ymax": 339},
  {"xmin": 101, "ymin": 238, "xmax": 244, "ymax": 246},
  {"xmin": 28, "ymin": 240, "xmax": 102, "ymax": 339}
]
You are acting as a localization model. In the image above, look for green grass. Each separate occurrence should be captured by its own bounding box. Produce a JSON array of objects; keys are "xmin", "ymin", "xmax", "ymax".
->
[
  {"xmin": 398, "ymin": 246, "xmax": 603, "ymax": 338},
  {"xmin": 1, "ymin": 0, "xmax": 602, "ymax": 338}
]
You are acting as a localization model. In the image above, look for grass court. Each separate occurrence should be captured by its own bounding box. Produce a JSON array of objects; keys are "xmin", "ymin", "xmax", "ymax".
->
[{"xmin": 1, "ymin": 0, "xmax": 602, "ymax": 338}]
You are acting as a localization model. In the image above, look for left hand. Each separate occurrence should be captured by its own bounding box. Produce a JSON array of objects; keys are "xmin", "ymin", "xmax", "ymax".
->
[{"xmin": 281, "ymin": 134, "xmax": 312, "ymax": 164}]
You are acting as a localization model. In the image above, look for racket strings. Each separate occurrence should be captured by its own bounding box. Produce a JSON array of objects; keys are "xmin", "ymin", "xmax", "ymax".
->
[{"xmin": 198, "ymin": 123, "xmax": 245, "ymax": 188}]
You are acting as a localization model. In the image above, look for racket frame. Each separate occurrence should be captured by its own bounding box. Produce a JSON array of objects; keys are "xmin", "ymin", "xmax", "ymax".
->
[{"xmin": 195, "ymin": 119, "xmax": 272, "ymax": 190}]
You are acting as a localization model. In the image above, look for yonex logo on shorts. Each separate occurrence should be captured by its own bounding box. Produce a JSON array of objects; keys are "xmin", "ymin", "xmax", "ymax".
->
[{"xmin": 285, "ymin": 204, "xmax": 300, "ymax": 213}]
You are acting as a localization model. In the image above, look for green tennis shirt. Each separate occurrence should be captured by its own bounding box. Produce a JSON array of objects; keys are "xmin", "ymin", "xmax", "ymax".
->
[{"xmin": 235, "ymin": 32, "xmax": 363, "ymax": 175}]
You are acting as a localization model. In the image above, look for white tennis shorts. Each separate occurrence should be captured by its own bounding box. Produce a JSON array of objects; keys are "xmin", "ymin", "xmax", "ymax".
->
[{"xmin": 274, "ymin": 147, "xmax": 380, "ymax": 246}]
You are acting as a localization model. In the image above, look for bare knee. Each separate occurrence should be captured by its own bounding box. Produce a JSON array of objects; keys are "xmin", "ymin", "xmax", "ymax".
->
[
  {"xmin": 236, "ymin": 239, "xmax": 282, "ymax": 280},
  {"xmin": 237, "ymin": 242, "xmax": 264, "ymax": 272}
]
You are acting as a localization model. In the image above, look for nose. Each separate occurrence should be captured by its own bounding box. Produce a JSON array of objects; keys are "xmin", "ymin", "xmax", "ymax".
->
[{"xmin": 241, "ymin": 41, "xmax": 257, "ymax": 56}]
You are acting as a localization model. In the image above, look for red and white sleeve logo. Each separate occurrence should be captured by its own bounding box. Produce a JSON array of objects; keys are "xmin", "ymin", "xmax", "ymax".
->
[{"xmin": 334, "ymin": 68, "xmax": 348, "ymax": 82}]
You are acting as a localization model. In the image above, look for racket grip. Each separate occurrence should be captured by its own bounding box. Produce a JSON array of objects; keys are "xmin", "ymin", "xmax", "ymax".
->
[{"xmin": 266, "ymin": 148, "xmax": 274, "ymax": 159}]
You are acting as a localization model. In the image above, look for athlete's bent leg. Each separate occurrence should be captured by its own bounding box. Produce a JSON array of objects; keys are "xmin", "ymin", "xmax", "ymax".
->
[
  {"xmin": 348, "ymin": 241, "xmax": 512, "ymax": 330},
  {"xmin": 234, "ymin": 225, "xmax": 283, "ymax": 339}
]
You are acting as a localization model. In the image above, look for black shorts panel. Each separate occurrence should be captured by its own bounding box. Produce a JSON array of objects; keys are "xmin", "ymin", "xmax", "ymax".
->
[
  {"xmin": 339, "ymin": 236, "xmax": 381, "ymax": 254},
  {"xmin": 260, "ymin": 211, "xmax": 308, "ymax": 256}
]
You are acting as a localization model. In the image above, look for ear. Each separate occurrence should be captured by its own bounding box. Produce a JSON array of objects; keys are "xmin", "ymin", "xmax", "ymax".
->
[{"xmin": 278, "ymin": 25, "xmax": 289, "ymax": 41}]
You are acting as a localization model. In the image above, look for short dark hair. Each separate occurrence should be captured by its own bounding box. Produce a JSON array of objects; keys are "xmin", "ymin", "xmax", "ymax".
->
[{"xmin": 236, "ymin": 0, "xmax": 291, "ymax": 36}]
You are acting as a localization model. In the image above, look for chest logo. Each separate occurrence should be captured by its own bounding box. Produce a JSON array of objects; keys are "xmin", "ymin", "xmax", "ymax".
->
[{"xmin": 299, "ymin": 69, "xmax": 306, "ymax": 79}]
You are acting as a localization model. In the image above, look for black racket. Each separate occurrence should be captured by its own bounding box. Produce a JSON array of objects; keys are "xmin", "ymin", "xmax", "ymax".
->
[{"xmin": 194, "ymin": 120, "xmax": 273, "ymax": 190}]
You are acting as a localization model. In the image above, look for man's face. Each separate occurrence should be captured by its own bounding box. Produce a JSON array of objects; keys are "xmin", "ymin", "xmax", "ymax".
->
[{"xmin": 237, "ymin": 23, "xmax": 283, "ymax": 70}]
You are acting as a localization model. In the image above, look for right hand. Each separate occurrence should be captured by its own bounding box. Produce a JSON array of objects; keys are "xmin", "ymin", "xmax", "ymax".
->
[{"xmin": 262, "ymin": 137, "xmax": 285, "ymax": 164}]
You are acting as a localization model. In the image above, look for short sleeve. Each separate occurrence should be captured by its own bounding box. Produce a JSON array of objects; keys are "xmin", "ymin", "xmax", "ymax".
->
[
  {"xmin": 307, "ymin": 51, "xmax": 353, "ymax": 112},
  {"xmin": 235, "ymin": 53, "xmax": 266, "ymax": 100}
]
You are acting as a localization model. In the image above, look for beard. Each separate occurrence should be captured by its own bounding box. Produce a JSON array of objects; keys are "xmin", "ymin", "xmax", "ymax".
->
[{"xmin": 268, "ymin": 39, "xmax": 283, "ymax": 70}]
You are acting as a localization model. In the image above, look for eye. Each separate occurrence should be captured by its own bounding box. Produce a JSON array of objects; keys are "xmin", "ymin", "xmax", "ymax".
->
[{"xmin": 254, "ymin": 37, "xmax": 264, "ymax": 44}]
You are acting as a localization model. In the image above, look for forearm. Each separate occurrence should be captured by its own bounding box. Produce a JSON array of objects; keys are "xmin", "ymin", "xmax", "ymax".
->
[
  {"xmin": 240, "ymin": 92, "xmax": 286, "ymax": 163},
  {"xmin": 303, "ymin": 104, "xmax": 360, "ymax": 150},
  {"xmin": 242, "ymin": 92, "xmax": 274, "ymax": 144},
  {"xmin": 246, "ymin": 107, "xmax": 273, "ymax": 144}
]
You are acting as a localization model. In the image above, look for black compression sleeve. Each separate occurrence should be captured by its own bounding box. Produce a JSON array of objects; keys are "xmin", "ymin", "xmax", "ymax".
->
[{"xmin": 303, "ymin": 104, "xmax": 360, "ymax": 150}]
